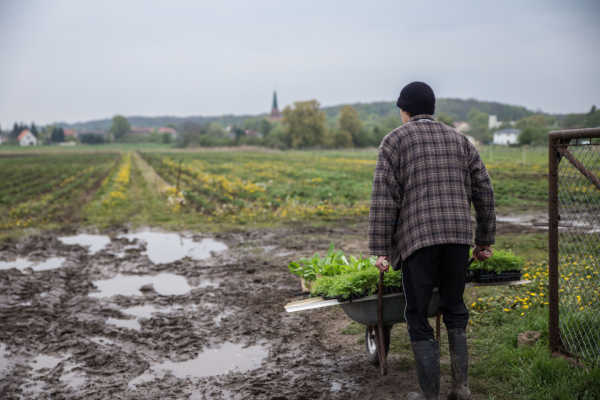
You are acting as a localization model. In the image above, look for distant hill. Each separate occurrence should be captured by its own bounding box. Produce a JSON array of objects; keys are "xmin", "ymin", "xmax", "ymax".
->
[
  {"xmin": 57, "ymin": 98, "xmax": 537, "ymax": 132},
  {"xmin": 322, "ymin": 98, "xmax": 535, "ymax": 122},
  {"xmin": 57, "ymin": 114, "xmax": 259, "ymax": 132}
]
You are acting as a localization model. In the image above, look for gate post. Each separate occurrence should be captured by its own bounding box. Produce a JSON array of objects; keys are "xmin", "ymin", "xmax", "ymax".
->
[{"xmin": 548, "ymin": 133, "xmax": 560, "ymax": 353}]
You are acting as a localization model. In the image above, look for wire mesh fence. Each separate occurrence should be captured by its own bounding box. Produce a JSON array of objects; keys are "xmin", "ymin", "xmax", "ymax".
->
[{"xmin": 549, "ymin": 128, "xmax": 600, "ymax": 364}]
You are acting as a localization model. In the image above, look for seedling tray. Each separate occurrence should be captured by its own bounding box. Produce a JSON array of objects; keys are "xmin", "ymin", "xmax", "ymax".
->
[{"xmin": 469, "ymin": 269, "xmax": 522, "ymax": 283}]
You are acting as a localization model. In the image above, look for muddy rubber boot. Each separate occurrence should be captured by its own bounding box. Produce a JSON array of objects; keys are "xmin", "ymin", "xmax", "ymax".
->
[
  {"xmin": 407, "ymin": 339, "xmax": 440, "ymax": 400},
  {"xmin": 447, "ymin": 328, "xmax": 471, "ymax": 400}
]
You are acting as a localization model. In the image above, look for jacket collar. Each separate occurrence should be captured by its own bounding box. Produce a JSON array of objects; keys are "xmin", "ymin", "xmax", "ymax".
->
[{"xmin": 409, "ymin": 114, "xmax": 435, "ymax": 122}]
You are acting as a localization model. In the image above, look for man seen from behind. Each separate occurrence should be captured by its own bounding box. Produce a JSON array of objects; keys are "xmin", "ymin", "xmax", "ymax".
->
[{"xmin": 368, "ymin": 81, "xmax": 496, "ymax": 400}]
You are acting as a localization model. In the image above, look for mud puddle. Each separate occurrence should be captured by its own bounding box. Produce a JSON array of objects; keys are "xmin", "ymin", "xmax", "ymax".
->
[
  {"xmin": 497, "ymin": 213, "xmax": 599, "ymax": 234},
  {"xmin": 0, "ymin": 256, "xmax": 66, "ymax": 271},
  {"xmin": 31, "ymin": 353, "xmax": 65, "ymax": 370},
  {"xmin": 106, "ymin": 317, "xmax": 142, "ymax": 331},
  {"xmin": 129, "ymin": 342, "xmax": 269, "ymax": 387},
  {"xmin": 90, "ymin": 273, "xmax": 193, "ymax": 297},
  {"xmin": 118, "ymin": 230, "xmax": 227, "ymax": 264},
  {"xmin": 60, "ymin": 361, "xmax": 87, "ymax": 391},
  {"xmin": 0, "ymin": 343, "xmax": 9, "ymax": 374},
  {"xmin": 106, "ymin": 304, "xmax": 186, "ymax": 331},
  {"xmin": 122, "ymin": 304, "xmax": 177, "ymax": 319},
  {"xmin": 59, "ymin": 234, "xmax": 111, "ymax": 254}
]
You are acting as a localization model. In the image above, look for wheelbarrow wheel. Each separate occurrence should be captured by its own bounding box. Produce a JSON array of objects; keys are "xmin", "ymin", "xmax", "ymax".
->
[{"xmin": 366, "ymin": 325, "xmax": 391, "ymax": 366}]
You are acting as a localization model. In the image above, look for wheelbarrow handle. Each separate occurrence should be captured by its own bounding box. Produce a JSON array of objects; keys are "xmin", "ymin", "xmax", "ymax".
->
[{"xmin": 377, "ymin": 270, "xmax": 388, "ymax": 376}]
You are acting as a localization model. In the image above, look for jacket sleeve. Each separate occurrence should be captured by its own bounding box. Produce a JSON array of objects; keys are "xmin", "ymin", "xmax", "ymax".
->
[
  {"xmin": 467, "ymin": 143, "xmax": 496, "ymax": 245},
  {"xmin": 368, "ymin": 142, "xmax": 401, "ymax": 258}
]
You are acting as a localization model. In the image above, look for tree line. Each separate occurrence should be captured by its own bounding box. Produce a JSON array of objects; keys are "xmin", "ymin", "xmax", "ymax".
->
[
  {"xmin": 464, "ymin": 105, "xmax": 600, "ymax": 146},
  {"xmin": 0, "ymin": 122, "xmax": 68, "ymax": 145},
  {"xmin": 172, "ymin": 100, "xmax": 395, "ymax": 149},
  {"xmin": 173, "ymin": 101, "xmax": 600, "ymax": 149},
  {"xmin": 3, "ymin": 102, "xmax": 598, "ymax": 149}
]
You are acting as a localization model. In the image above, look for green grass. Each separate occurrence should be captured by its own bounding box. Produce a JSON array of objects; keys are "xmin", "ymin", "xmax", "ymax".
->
[
  {"xmin": 469, "ymin": 308, "xmax": 600, "ymax": 399},
  {"xmin": 495, "ymin": 233, "xmax": 548, "ymax": 262}
]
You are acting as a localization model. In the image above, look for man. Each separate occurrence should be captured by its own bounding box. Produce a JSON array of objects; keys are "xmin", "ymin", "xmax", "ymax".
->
[{"xmin": 368, "ymin": 81, "xmax": 495, "ymax": 400}]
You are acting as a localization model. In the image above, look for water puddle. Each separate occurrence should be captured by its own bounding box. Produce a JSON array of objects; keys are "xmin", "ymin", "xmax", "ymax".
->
[
  {"xmin": 330, "ymin": 381, "xmax": 342, "ymax": 392},
  {"xmin": 31, "ymin": 257, "xmax": 67, "ymax": 271},
  {"xmin": 60, "ymin": 362, "xmax": 87, "ymax": 390},
  {"xmin": 0, "ymin": 258, "xmax": 31, "ymax": 270},
  {"xmin": 118, "ymin": 231, "xmax": 227, "ymax": 264},
  {"xmin": 0, "ymin": 257, "xmax": 66, "ymax": 272},
  {"xmin": 58, "ymin": 234, "xmax": 111, "ymax": 254},
  {"xmin": 559, "ymin": 218, "xmax": 600, "ymax": 233},
  {"xmin": 31, "ymin": 354, "xmax": 65, "ymax": 371},
  {"xmin": 90, "ymin": 273, "xmax": 192, "ymax": 298},
  {"xmin": 129, "ymin": 342, "xmax": 268, "ymax": 387},
  {"xmin": 18, "ymin": 353, "xmax": 69, "ymax": 396},
  {"xmin": 111, "ymin": 244, "xmax": 142, "ymax": 258},
  {"xmin": 122, "ymin": 304, "xmax": 174, "ymax": 319},
  {"xmin": 497, "ymin": 214, "xmax": 547, "ymax": 228},
  {"xmin": 0, "ymin": 343, "xmax": 10, "ymax": 375},
  {"xmin": 498, "ymin": 214, "xmax": 599, "ymax": 234},
  {"xmin": 106, "ymin": 317, "xmax": 141, "ymax": 331},
  {"xmin": 187, "ymin": 277, "xmax": 222, "ymax": 288},
  {"xmin": 105, "ymin": 304, "xmax": 181, "ymax": 331}
]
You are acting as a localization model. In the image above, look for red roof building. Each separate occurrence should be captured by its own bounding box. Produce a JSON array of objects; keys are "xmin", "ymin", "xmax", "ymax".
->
[{"xmin": 18, "ymin": 129, "xmax": 38, "ymax": 146}]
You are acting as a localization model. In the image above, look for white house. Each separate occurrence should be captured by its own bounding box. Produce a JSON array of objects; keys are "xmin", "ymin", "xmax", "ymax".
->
[
  {"xmin": 18, "ymin": 129, "xmax": 38, "ymax": 146},
  {"xmin": 493, "ymin": 128, "xmax": 520, "ymax": 145},
  {"xmin": 488, "ymin": 115, "xmax": 503, "ymax": 130}
]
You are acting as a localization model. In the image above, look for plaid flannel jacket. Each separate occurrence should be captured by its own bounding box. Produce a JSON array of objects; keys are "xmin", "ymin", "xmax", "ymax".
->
[{"xmin": 368, "ymin": 115, "xmax": 495, "ymax": 264}]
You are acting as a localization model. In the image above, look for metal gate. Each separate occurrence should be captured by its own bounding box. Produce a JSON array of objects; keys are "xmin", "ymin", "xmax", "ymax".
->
[{"xmin": 548, "ymin": 128, "xmax": 600, "ymax": 364}]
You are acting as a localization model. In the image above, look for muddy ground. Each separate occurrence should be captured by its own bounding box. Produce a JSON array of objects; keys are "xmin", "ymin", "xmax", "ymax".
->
[{"xmin": 0, "ymin": 220, "xmax": 535, "ymax": 400}]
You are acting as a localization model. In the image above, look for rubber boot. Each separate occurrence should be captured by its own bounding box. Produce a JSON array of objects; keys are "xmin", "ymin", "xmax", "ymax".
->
[
  {"xmin": 407, "ymin": 339, "xmax": 440, "ymax": 400},
  {"xmin": 447, "ymin": 328, "xmax": 471, "ymax": 400}
]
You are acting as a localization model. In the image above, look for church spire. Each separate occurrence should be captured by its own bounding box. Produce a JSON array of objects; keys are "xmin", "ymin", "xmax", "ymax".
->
[{"xmin": 270, "ymin": 91, "xmax": 281, "ymax": 119}]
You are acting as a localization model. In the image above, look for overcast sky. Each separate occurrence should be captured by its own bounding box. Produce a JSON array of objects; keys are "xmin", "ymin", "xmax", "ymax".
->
[{"xmin": 1, "ymin": 0, "xmax": 599, "ymax": 127}]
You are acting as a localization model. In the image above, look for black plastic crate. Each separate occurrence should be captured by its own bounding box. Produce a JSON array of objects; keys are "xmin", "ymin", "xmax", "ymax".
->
[{"xmin": 470, "ymin": 269, "xmax": 522, "ymax": 283}]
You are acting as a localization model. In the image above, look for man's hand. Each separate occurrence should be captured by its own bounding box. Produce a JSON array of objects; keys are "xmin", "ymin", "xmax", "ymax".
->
[
  {"xmin": 375, "ymin": 256, "xmax": 389, "ymax": 272},
  {"xmin": 474, "ymin": 245, "xmax": 493, "ymax": 261}
]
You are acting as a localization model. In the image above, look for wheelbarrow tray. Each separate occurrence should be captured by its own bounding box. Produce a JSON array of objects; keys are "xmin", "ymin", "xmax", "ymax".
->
[{"xmin": 340, "ymin": 289, "xmax": 439, "ymax": 326}]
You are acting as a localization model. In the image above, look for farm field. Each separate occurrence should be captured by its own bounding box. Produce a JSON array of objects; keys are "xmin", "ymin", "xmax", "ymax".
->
[{"xmin": 0, "ymin": 146, "xmax": 598, "ymax": 399}]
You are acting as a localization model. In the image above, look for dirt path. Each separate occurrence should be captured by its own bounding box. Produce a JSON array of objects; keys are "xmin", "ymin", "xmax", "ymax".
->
[
  {"xmin": 132, "ymin": 151, "xmax": 173, "ymax": 195},
  {"xmin": 0, "ymin": 222, "xmax": 514, "ymax": 399}
]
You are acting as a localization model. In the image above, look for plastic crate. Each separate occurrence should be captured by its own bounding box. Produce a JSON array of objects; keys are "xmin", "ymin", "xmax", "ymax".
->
[{"xmin": 470, "ymin": 269, "xmax": 522, "ymax": 283}]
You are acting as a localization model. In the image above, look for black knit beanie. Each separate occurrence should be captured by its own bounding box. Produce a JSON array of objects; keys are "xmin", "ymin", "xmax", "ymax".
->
[{"xmin": 396, "ymin": 81, "xmax": 435, "ymax": 116}]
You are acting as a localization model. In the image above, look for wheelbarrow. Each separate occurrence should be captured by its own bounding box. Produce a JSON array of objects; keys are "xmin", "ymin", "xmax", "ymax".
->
[
  {"xmin": 285, "ymin": 289, "xmax": 440, "ymax": 366},
  {"xmin": 341, "ymin": 289, "xmax": 440, "ymax": 365},
  {"xmin": 284, "ymin": 277, "xmax": 531, "ymax": 366}
]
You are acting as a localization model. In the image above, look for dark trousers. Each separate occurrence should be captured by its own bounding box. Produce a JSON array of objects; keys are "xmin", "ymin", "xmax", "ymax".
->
[{"xmin": 402, "ymin": 244, "xmax": 470, "ymax": 342}]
